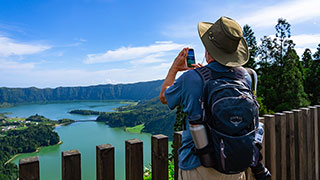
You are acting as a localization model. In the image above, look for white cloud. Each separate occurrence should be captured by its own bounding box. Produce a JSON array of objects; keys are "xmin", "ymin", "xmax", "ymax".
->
[
  {"xmin": 238, "ymin": 0, "xmax": 320, "ymax": 28},
  {"xmin": 291, "ymin": 34, "xmax": 320, "ymax": 47},
  {"xmin": 132, "ymin": 52, "xmax": 168, "ymax": 65},
  {"xmin": 0, "ymin": 36, "xmax": 50, "ymax": 57},
  {"xmin": 0, "ymin": 41, "xmax": 189, "ymax": 87},
  {"xmin": 0, "ymin": 59, "xmax": 35, "ymax": 71},
  {"xmin": 84, "ymin": 41, "xmax": 185, "ymax": 64},
  {"xmin": 295, "ymin": 47, "xmax": 317, "ymax": 57}
]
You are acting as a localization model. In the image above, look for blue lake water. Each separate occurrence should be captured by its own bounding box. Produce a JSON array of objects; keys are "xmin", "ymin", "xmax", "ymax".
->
[{"xmin": 0, "ymin": 101, "xmax": 154, "ymax": 180}]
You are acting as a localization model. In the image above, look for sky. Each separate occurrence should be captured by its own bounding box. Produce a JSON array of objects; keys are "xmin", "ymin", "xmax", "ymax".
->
[{"xmin": 0, "ymin": 0, "xmax": 320, "ymax": 88}]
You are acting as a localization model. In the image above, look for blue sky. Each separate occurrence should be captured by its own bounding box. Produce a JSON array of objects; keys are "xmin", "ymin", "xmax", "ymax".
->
[{"xmin": 1, "ymin": 0, "xmax": 320, "ymax": 88}]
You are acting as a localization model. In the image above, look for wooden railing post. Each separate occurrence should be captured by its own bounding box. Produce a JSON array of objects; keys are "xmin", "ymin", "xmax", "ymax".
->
[
  {"xmin": 126, "ymin": 139, "xmax": 143, "ymax": 180},
  {"xmin": 283, "ymin": 111, "xmax": 295, "ymax": 180},
  {"xmin": 316, "ymin": 105, "xmax": 320, "ymax": 180},
  {"xmin": 309, "ymin": 106, "xmax": 318, "ymax": 180},
  {"xmin": 173, "ymin": 131, "xmax": 182, "ymax": 180},
  {"xmin": 96, "ymin": 144, "xmax": 114, "ymax": 180},
  {"xmin": 151, "ymin": 134, "xmax": 168, "ymax": 180},
  {"xmin": 19, "ymin": 156, "xmax": 39, "ymax": 180},
  {"xmin": 274, "ymin": 112, "xmax": 286, "ymax": 180},
  {"xmin": 293, "ymin": 109, "xmax": 301, "ymax": 179},
  {"xmin": 299, "ymin": 108, "xmax": 309, "ymax": 180},
  {"xmin": 62, "ymin": 150, "xmax": 81, "ymax": 180},
  {"xmin": 264, "ymin": 114, "xmax": 276, "ymax": 180}
]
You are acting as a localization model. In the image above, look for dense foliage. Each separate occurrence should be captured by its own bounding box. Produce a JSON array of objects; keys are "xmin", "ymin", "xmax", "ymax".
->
[
  {"xmin": 243, "ymin": 24, "xmax": 258, "ymax": 70},
  {"xmin": 0, "ymin": 80, "xmax": 163, "ymax": 105},
  {"xmin": 256, "ymin": 19, "xmax": 309, "ymax": 112},
  {"xmin": 97, "ymin": 97, "xmax": 177, "ymax": 138},
  {"xmin": 0, "ymin": 125, "xmax": 60, "ymax": 180},
  {"xmin": 69, "ymin": 109, "xmax": 102, "ymax": 115}
]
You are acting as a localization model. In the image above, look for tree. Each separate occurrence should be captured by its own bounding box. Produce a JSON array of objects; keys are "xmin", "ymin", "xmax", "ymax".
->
[
  {"xmin": 305, "ymin": 45, "xmax": 320, "ymax": 105},
  {"xmin": 302, "ymin": 48, "xmax": 313, "ymax": 68},
  {"xmin": 257, "ymin": 18, "xmax": 309, "ymax": 112},
  {"xmin": 243, "ymin": 25, "xmax": 258, "ymax": 70},
  {"xmin": 313, "ymin": 43, "xmax": 320, "ymax": 60}
]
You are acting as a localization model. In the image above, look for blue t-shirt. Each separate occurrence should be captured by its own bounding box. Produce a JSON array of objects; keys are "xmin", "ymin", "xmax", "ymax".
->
[{"xmin": 165, "ymin": 61, "xmax": 252, "ymax": 170}]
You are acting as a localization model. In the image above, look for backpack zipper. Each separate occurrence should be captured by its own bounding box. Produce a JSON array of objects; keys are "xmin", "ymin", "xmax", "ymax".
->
[
  {"xmin": 211, "ymin": 95, "xmax": 252, "ymax": 113},
  {"xmin": 220, "ymin": 139, "xmax": 227, "ymax": 170}
]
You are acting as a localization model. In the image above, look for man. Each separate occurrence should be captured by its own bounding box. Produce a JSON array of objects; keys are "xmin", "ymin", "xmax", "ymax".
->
[{"xmin": 160, "ymin": 16, "xmax": 251, "ymax": 180}]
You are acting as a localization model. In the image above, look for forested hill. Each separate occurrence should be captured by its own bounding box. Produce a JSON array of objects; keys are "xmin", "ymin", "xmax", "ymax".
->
[
  {"xmin": 0, "ymin": 80, "xmax": 163, "ymax": 104},
  {"xmin": 97, "ymin": 97, "xmax": 177, "ymax": 138}
]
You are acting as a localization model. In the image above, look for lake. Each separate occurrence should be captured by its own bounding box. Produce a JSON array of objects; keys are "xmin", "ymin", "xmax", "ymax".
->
[{"xmin": 0, "ymin": 101, "xmax": 155, "ymax": 180}]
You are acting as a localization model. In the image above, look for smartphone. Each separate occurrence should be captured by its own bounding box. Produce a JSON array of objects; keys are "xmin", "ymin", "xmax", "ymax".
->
[{"xmin": 187, "ymin": 48, "xmax": 196, "ymax": 67}]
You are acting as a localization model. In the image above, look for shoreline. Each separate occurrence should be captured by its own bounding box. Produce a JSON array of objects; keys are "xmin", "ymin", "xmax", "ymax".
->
[{"xmin": 4, "ymin": 140, "xmax": 63, "ymax": 165}]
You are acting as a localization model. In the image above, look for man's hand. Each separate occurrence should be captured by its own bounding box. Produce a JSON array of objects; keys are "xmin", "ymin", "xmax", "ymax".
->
[{"xmin": 170, "ymin": 48, "xmax": 194, "ymax": 72}]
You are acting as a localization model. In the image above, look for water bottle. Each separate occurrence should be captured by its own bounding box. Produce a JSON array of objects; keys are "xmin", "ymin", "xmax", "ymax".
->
[{"xmin": 189, "ymin": 114, "xmax": 214, "ymax": 167}]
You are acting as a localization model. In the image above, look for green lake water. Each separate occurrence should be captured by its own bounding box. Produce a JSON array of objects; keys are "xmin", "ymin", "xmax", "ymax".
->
[{"xmin": 0, "ymin": 101, "xmax": 156, "ymax": 180}]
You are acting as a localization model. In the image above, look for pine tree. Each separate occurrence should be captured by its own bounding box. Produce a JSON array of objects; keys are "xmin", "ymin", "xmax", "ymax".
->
[
  {"xmin": 257, "ymin": 36, "xmax": 278, "ymax": 111},
  {"xmin": 302, "ymin": 48, "xmax": 313, "ymax": 68},
  {"xmin": 243, "ymin": 25, "xmax": 258, "ymax": 70},
  {"xmin": 313, "ymin": 44, "xmax": 320, "ymax": 60},
  {"xmin": 257, "ymin": 18, "xmax": 309, "ymax": 112},
  {"xmin": 306, "ymin": 44, "xmax": 320, "ymax": 105},
  {"xmin": 301, "ymin": 48, "xmax": 313, "ymax": 101}
]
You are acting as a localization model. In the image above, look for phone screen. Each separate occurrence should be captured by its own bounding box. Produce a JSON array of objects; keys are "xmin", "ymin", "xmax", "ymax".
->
[{"xmin": 187, "ymin": 48, "xmax": 195, "ymax": 67}]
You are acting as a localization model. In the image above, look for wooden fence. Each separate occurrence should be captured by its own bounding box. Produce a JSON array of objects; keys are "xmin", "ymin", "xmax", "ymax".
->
[{"xmin": 18, "ymin": 105, "xmax": 320, "ymax": 180}]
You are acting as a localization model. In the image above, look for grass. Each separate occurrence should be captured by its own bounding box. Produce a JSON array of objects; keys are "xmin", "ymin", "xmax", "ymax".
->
[
  {"xmin": 119, "ymin": 101, "xmax": 138, "ymax": 105},
  {"xmin": 126, "ymin": 123, "xmax": 145, "ymax": 133},
  {"xmin": 4, "ymin": 117, "xmax": 26, "ymax": 122},
  {"xmin": 14, "ymin": 126, "xmax": 28, "ymax": 131}
]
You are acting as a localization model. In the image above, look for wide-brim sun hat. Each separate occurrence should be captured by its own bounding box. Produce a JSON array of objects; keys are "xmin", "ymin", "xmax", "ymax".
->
[{"xmin": 198, "ymin": 16, "xmax": 249, "ymax": 67}]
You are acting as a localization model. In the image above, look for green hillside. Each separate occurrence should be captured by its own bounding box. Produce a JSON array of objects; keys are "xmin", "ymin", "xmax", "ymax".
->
[{"xmin": 97, "ymin": 97, "xmax": 177, "ymax": 138}]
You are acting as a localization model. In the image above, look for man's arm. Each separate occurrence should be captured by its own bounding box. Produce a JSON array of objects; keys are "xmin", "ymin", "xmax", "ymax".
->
[
  {"xmin": 160, "ymin": 68, "xmax": 179, "ymax": 104},
  {"xmin": 160, "ymin": 48, "xmax": 192, "ymax": 104}
]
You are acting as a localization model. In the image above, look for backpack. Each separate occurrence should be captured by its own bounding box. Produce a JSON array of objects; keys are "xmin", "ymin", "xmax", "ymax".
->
[{"xmin": 194, "ymin": 66, "xmax": 260, "ymax": 174}]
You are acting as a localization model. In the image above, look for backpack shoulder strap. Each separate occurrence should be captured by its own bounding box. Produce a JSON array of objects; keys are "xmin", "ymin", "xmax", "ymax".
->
[
  {"xmin": 194, "ymin": 66, "xmax": 213, "ymax": 84},
  {"xmin": 194, "ymin": 66, "xmax": 212, "ymax": 119}
]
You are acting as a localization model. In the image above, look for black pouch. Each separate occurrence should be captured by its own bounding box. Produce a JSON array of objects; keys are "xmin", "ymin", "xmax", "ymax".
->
[{"xmin": 210, "ymin": 128, "xmax": 256, "ymax": 174}]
